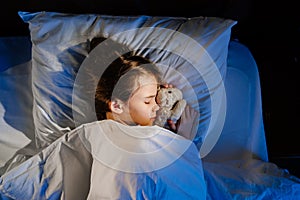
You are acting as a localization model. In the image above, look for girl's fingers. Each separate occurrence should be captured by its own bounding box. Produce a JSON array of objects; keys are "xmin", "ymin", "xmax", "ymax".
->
[
  {"xmin": 167, "ymin": 119, "xmax": 177, "ymax": 132},
  {"xmin": 161, "ymin": 83, "xmax": 173, "ymax": 88}
]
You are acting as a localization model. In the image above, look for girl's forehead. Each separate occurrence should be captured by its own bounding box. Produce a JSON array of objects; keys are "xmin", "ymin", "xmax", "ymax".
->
[
  {"xmin": 137, "ymin": 74, "xmax": 158, "ymax": 86},
  {"xmin": 130, "ymin": 75, "xmax": 158, "ymax": 97}
]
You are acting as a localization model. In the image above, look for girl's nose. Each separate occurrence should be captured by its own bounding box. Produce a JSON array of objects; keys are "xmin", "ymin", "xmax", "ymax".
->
[{"xmin": 153, "ymin": 104, "xmax": 160, "ymax": 112}]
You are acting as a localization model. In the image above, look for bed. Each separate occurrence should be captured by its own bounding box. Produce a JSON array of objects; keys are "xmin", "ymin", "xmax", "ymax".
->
[{"xmin": 0, "ymin": 11, "xmax": 300, "ymax": 199}]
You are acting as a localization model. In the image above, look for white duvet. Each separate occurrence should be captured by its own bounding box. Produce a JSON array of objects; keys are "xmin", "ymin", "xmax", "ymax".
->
[{"xmin": 0, "ymin": 120, "xmax": 206, "ymax": 199}]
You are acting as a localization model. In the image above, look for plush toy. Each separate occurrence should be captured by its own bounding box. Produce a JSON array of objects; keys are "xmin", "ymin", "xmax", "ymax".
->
[{"xmin": 154, "ymin": 87, "xmax": 187, "ymax": 128}]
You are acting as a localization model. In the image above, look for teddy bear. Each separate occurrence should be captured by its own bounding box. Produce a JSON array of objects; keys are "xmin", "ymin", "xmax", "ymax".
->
[{"xmin": 154, "ymin": 87, "xmax": 187, "ymax": 128}]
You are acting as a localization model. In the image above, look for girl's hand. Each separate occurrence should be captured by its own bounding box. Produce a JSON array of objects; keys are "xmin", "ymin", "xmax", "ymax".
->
[
  {"xmin": 167, "ymin": 104, "xmax": 200, "ymax": 141},
  {"xmin": 159, "ymin": 83, "xmax": 200, "ymax": 140},
  {"xmin": 160, "ymin": 83, "xmax": 173, "ymax": 89}
]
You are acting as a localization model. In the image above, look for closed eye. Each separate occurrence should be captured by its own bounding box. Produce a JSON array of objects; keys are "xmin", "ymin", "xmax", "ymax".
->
[{"xmin": 144, "ymin": 95, "xmax": 156, "ymax": 105}]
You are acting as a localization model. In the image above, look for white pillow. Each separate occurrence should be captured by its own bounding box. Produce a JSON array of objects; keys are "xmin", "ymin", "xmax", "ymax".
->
[{"xmin": 19, "ymin": 11, "xmax": 236, "ymax": 149}]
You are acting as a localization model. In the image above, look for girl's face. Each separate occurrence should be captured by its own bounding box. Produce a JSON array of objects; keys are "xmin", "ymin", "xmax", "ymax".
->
[{"xmin": 122, "ymin": 75, "xmax": 159, "ymax": 126}]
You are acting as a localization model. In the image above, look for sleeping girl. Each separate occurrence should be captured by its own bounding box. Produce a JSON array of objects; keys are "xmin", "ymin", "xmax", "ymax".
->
[{"xmin": 94, "ymin": 51, "xmax": 200, "ymax": 140}]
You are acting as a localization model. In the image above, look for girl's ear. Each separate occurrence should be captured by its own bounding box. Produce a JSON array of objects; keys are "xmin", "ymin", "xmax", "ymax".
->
[{"xmin": 110, "ymin": 99, "xmax": 124, "ymax": 114}]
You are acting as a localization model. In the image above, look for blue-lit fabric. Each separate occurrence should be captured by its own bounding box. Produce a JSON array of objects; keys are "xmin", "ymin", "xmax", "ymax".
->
[
  {"xmin": 203, "ymin": 41, "xmax": 268, "ymax": 162},
  {"xmin": 0, "ymin": 120, "xmax": 206, "ymax": 199},
  {"xmin": 204, "ymin": 160, "xmax": 300, "ymax": 199},
  {"xmin": 202, "ymin": 41, "xmax": 300, "ymax": 199},
  {"xmin": 18, "ymin": 11, "xmax": 236, "ymax": 149}
]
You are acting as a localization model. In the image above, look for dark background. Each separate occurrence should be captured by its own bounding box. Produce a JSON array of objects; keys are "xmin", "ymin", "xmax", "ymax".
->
[{"xmin": 1, "ymin": 0, "xmax": 299, "ymax": 176}]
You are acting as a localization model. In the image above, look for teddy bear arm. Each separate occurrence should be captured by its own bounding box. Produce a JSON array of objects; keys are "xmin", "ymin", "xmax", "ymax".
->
[{"xmin": 154, "ymin": 108, "xmax": 171, "ymax": 127}]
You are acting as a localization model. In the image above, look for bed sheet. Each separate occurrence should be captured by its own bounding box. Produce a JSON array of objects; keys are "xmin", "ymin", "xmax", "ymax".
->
[
  {"xmin": 202, "ymin": 40, "xmax": 300, "ymax": 199},
  {"xmin": 203, "ymin": 40, "xmax": 268, "ymax": 162}
]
